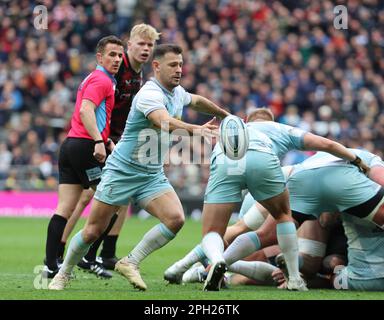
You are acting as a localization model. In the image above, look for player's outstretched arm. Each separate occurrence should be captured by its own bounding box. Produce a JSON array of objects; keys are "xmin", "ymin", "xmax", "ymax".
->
[
  {"xmin": 147, "ymin": 108, "xmax": 218, "ymax": 137},
  {"xmin": 302, "ymin": 133, "xmax": 370, "ymax": 174},
  {"xmin": 189, "ymin": 94, "xmax": 230, "ymax": 119}
]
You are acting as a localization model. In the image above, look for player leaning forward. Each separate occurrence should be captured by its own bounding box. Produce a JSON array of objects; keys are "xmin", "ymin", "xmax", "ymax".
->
[
  {"xmin": 199, "ymin": 109, "xmax": 370, "ymax": 291},
  {"xmin": 48, "ymin": 44, "xmax": 230, "ymax": 290}
]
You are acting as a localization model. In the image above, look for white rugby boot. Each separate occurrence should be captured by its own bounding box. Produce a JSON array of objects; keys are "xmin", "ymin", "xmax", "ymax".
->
[
  {"xmin": 182, "ymin": 263, "xmax": 206, "ymax": 284},
  {"xmin": 48, "ymin": 272, "xmax": 71, "ymax": 290},
  {"xmin": 115, "ymin": 257, "xmax": 147, "ymax": 291},
  {"xmin": 287, "ymin": 277, "xmax": 308, "ymax": 291}
]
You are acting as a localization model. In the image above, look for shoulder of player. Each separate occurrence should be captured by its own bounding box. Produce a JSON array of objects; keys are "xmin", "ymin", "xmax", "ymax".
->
[
  {"xmin": 173, "ymin": 84, "xmax": 188, "ymax": 95},
  {"xmin": 88, "ymin": 70, "xmax": 115, "ymax": 86},
  {"xmin": 277, "ymin": 123, "xmax": 307, "ymax": 136},
  {"xmin": 138, "ymin": 80, "xmax": 163, "ymax": 93},
  {"xmin": 135, "ymin": 81, "xmax": 165, "ymax": 103},
  {"xmin": 116, "ymin": 53, "xmax": 140, "ymax": 77},
  {"xmin": 125, "ymin": 53, "xmax": 141, "ymax": 75},
  {"xmin": 247, "ymin": 120, "xmax": 279, "ymax": 130},
  {"xmin": 79, "ymin": 71, "xmax": 114, "ymax": 94}
]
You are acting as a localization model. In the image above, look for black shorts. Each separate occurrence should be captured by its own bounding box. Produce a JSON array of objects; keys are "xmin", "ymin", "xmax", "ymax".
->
[
  {"xmin": 343, "ymin": 187, "xmax": 384, "ymax": 218},
  {"xmin": 58, "ymin": 137, "xmax": 103, "ymax": 188},
  {"xmin": 292, "ymin": 210, "xmax": 317, "ymax": 227}
]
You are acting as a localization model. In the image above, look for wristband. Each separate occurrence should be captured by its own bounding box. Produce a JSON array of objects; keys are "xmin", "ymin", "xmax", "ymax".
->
[
  {"xmin": 350, "ymin": 156, "xmax": 361, "ymax": 165},
  {"xmin": 94, "ymin": 140, "xmax": 104, "ymax": 144}
]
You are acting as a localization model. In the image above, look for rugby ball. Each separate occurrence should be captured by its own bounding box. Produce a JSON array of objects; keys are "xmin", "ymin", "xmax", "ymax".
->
[{"xmin": 219, "ymin": 115, "xmax": 249, "ymax": 160}]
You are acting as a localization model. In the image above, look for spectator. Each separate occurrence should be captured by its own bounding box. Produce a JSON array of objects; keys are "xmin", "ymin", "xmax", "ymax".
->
[
  {"xmin": 0, "ymin": 80, "xmax": 23, "ymax": 124},
  {"xmin": 0, "ymin": 142, "xmax": 12, "ymax": 178}
]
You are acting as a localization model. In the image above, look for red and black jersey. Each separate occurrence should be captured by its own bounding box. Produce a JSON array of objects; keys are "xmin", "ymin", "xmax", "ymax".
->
[{"xmin": 110, "ymin": 52, "xmax": 142, "ymax": 142}]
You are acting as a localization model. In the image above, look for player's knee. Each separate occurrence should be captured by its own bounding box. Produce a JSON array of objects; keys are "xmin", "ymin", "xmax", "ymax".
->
[
  {"xmin": 78, "ymin": 196, "xmax": 92, "ymax": 208},
  {"xmin": 256, "ymin": 229, "xmax": 274, "ymax": 247},
  {"xmin": 82, "ymin": 225, "xmax": 103, "ymax": 243},
  {"xmin": 57, "ymin": 205, "xmax": 77, "ymax": 219},
  {"xmin": 166, "ymin": 211, "xmax": 185, "ymax": 233},
  {"xmin": 322, "ymin": 254, "xmax": 347, "ymax": 274}
]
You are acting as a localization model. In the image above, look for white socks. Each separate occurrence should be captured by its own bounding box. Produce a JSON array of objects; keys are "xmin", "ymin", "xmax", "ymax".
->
[
  {"xmin": 229, "ymin": 260, "xmax": 277, "ymax": 282},
  {"xmin": 201, "ymin": 232, "xmax": 225, "ymax": 264},
  {"xmin": 171, "ymin": 244, "xmax": 206, "ymax": 272},
  {"xmin": 223, "ymin": 231, "xmax": 261, "ymax": 265},
  {"xmin": 60, "ymin": 230, "xmax": 91, "ymax": 275},
  {"xmin": 276, "ymin": 221, "xmax": 300, "ymax": 279},
  {"xmin": 127, "ymin": 223, "xmax": 175, "ymax": 265}
]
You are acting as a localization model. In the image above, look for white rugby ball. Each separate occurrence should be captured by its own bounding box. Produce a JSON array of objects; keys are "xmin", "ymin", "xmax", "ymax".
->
[{"xmin": 219, "ymin": 115, "xmax": 249, "ymax": 160}]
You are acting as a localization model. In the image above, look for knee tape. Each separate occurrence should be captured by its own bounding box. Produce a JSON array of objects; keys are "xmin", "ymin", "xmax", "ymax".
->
[
  {"xmin": 298, "ymin": 238, "xmax": 326, "ymax": 257},
  {"xmin": 243, "ymin": 205, "xmax": 266, "ymax": 231}
]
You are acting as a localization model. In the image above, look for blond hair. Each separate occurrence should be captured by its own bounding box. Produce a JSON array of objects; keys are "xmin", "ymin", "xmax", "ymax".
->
[
  {"xmin": 130, "ymin": 23, "xmax": 161, "ymax": 41},
  {"xmin": 247, "ymin": 107, "xmax": 275, "ymax": 122}
]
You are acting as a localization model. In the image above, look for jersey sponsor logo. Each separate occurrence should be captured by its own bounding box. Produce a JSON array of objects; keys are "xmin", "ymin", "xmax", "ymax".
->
[
  {"xmin": 125, "ymin": 79, "xmax": 141, "ymax": 86},
  {"xmin": 333, "ymin": 265, "xmax": 349, "ymax": 290},
  {"xmin": 86, "ymin": 167, "xmax": 102, "ymax": 182},
  {"xmin": 118, "ymin": 93, "xmax": 133, "ymax": 101}
]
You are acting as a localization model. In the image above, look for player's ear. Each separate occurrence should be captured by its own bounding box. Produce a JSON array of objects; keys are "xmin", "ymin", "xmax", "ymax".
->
[
  {"xmin": 96, "ymin": 52, "xmax": 103, "ymax": 65},
  {"xmin": 152, "ymin": 59, "xmax": 160, "ymax": 72}
]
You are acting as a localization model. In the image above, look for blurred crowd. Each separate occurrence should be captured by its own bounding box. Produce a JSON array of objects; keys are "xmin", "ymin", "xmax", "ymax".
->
[{"xmin": 0, "ymin": 0, "xmax": 383, "ymax": 197}]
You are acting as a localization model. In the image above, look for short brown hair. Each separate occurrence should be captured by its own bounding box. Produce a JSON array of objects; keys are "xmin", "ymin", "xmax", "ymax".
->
[
  {"xmin": 96, "ymin": 35, "xmax": 123, "ymax": 54},
  {"xmin": 153, "ymin": 44, "xmax": 182, "ymax": 59},
  {"xmin": 247, "ymin": 107, "xmax": 275, "ymax": 122}
]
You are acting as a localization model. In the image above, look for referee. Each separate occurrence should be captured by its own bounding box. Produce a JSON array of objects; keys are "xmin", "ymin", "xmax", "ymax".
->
[{"xmin": 42, "ymin": 36, "xmax": 124, "ymax": 278}]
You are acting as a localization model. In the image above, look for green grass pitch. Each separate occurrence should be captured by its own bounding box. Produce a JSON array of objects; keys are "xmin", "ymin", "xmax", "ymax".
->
[{"xmin": 0, "ymin": 216, "xmax": 383, "ymax": 300}]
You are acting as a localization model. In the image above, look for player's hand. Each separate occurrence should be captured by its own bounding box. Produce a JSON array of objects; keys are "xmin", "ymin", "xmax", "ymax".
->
[
  {"xmin": 200, "ymin": 117, "xmax": 219, "ymax": 139},
  {"xmin": 93, "ymin": 143, "xmax": 107, "ymax": 163},
  {"xmin": 271, "ymin": 269, "xmax": 286, "ymax": 286},
  {"xmin": 350, "ymin": 156, "xmax": 370, "ymax": 175},
  {"xmin": 106, "ymin": 138, "xmax": 115, "ymax": 152}
]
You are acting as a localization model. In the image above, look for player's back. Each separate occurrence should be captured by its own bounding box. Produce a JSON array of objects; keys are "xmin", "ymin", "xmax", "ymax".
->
[
  {"xmin": 288, "ymin": 151, "xmax": 381, "ymax": 217},
  {"xmin": 247, "ymin": 121, "xmax": 306, "ymax": 160},
  {"xmin": 211, "ymin": 123, "xmax": 274, "ymax": 164},
  {"xmin": 212, "ymin": 121, "xmax": 305, "ymax": 161},
  {"xmin": 351, "ymin": 149, "xmax": 384, "ymax": 168}
]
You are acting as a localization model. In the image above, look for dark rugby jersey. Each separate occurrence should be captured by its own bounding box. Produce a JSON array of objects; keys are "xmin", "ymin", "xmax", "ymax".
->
[{"xmin": 110, "ymin": 52, "xmax": 142, "ymax": 142}]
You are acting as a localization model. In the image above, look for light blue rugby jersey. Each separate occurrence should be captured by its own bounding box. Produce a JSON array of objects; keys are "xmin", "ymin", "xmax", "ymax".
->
[
  {"xmin": 342, "ymin": 149, "xmax": 384, "ymax": 280},
  {"xmin": 106, "ymin": 78, "xmax": 191, "ymax": 172},
  {"xmin": 288, "ymin": 149, "xmax": 383, "ymax": 217},
  {"xmin": 212, "ymin": 121, "xmax": 307, "ymax": 161},
  {"xmin": 349, "ymin": 148, "xmax": 384, "ymax": 167},
  {"xmin": 292, "ymin": 148, "xmax": 384, "ymax": 174},
  {"xmin": 342, "ymin": 214, "xmax": 384, "ymax": 280}
]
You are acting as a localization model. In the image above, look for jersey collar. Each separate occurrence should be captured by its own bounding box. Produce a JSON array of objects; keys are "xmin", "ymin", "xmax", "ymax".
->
[
  {"xmin": 96, "ymin": 65, "xmax": 117, "ymax": 84},
  {"xmin": 150, "ymin": 77, "xmax": 175, "ymax": 96}
]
